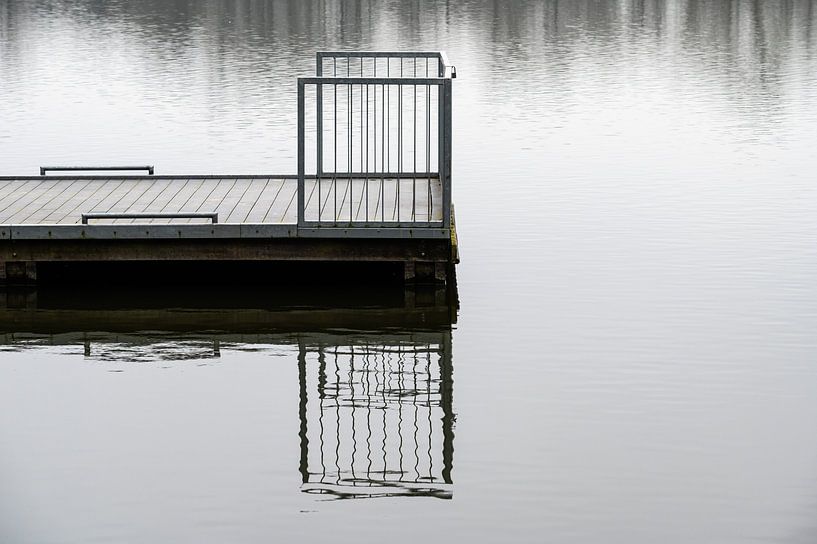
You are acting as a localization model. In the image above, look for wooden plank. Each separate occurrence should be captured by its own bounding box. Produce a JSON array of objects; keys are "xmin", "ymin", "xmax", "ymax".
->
[
  {"xmin": 334, "ymin": 178, "xmax": 354, "ymax": 223},
  {"xmin": 195, "ymin": 178, "xmax": 235, "ymax": 218},
  {"xmin": 140, "ymin": 178, "xmax": 191, "ymax": 224},
  {"xmin": 180, "ymin": 178, "xmax": 223, "ymax": 223},
  {"xmin": 53, "ymin": 179, "xmax": 115, "ymax": 224},
  {"xmin": 155, "ymin": 178, "xmax": 207, "ymax": 224},
  {"xmin": 86, "ymin": 180, "xmax": 144, "ymax": 225},
  {"xmin": 353, "ymin": 179, "xmax": 373, "ymax": 222},
  {"xmin": 17, "ymin": 179, "xmax": 94, "ymax": 224},
  {"xmin": 96, "ymin": 179, "xmax": 153, "ymax": 217},
  {"xmin": 67, "ymin": 179, "xmax": 129, "ymax": 224},
  {"xmin": 302, "ymin": 178, "xmax": 322, "ymax": 222},
  {"xmin": 260, "ymin": 179, "xmax": 290, "ymax": 223},
  {"xmin": 44, "ymin": 179, "xmax": 103, "ymax": 224},
  {"xmin": 118, "ymin": 179, "xmax": 172, "ymax": 224},
  {"xmin": 226, "ymin": 178, "xmax": 270, "ymax": 223},
  {"xmin": 109, "ymin": 178, "xmax": 164, "ymax": 224},
  {"xmin": 312, "ymin": 178, "xmax": 338, "ymax": 222},
  {"xmin": 0, "ymin": 180, "xmax": 29, "ymax": 206},
  {"xmin": 0, "ymin": 179, "xmax": 60, "ymax": 224},
  {"xmin": 358, "ymin": 178, "xmax": 387, "ymax": 223},
  {"xmin": 379, "ymin": 178, "xmax": 399, "ymax": 222},
  {"xmin": 286, "ymin": 178, "xmax": 319, "ymax": 224},
  {"xmin": 246, "ymin": 178, "xmax": 285, "ymax": 223},
  {"xmin": 277, "ymin": 180, "xmax": 300, "ymax": 224},
  {"xmin": 0, "ymin": 178, "xmax": 20, "ymax": 194},
  {"xmin": 7, "ymin": 179, "xmax": 79, "ymax": 223},
  {"xmin": 216, "ymin": 178, "xmax": 254, "ymax": 223},
  {"xmin": 432, "ymin": 178, "xmax": 443, "ymax": 222}
]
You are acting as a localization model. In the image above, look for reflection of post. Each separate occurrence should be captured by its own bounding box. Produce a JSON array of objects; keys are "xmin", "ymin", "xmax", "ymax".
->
[
  {"xmin": 440, "ymin": 330, "xmax": 454, "ymax": 485},
  {"xmin": 298, "ymin": 339, "xmax": 309, "ymax": 484}
]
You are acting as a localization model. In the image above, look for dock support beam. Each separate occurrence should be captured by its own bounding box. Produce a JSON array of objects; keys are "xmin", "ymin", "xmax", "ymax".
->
[
  {"xmin": 404, "ymin": 261, "xmax": 447, "ymax": 284},
  {"xmin": 2, "ymin": 261, "xmax": 38, "ymax": 284}
]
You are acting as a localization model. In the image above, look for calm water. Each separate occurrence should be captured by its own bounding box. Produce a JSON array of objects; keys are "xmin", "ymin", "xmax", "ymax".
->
[{"xmin": 2, "ymin": 1, "xmax": 817, "ymax": 542}]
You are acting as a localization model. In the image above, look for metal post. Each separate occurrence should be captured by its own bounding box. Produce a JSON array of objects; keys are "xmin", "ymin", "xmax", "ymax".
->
[
  {"xmin": 316, "ymin": 53, "xmax": 323, "ymax": 177},
  {"xmin": 437, "ymin": 82, "xmax": 446, "ymax": 227},
  {"xmin": 442, "ymin": 79, "xmax": 452, "ymax": 229},
  {"xmin": 297, "ymin": 79, "xmax": 306, "ymax": 227}
]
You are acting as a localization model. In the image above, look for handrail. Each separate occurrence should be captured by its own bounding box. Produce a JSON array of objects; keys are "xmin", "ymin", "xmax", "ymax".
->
[
  {"xmin": 41, "ymin": 166, "xmax": 155, "ymax": 175},
  {"xmin": 316, "ymin": 51, "xmax": 455, "ymax": 78},
  {"xmin": 81, "ymin": 212, "xmax": 218, "ymax": 224}
]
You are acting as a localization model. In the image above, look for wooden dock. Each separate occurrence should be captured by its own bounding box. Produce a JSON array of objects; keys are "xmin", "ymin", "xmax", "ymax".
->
[{"xmin": 0, "ymin": 51, "xmax": 458, "ymax": 285}]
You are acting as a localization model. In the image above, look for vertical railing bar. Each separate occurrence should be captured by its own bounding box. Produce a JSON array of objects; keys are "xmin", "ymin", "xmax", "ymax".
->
[
  {"xmin": 317, "ymin": 53, "xmax": 323, "ymax": 178},
  {"xmin": 365, "ymin": 80, "xmax": 369, "ymax": 223},
  {"xmin": 386, "ymin": 60, "xmax": 390, "ymax": 222},
  {"xmin": 297, "ymin": 79, "xmax": 305, "ymax": 227},
  {"xmin": 381, "ymin": 80, "xmax": 386, "ymax": 223},
  {"xmin": 334, "ymin": 59, "xmax": 338, "ymax": 225},
  {"xmin": 360, "ymin": 58, "xmax": 364, "ymax": 223},
  {"xmin": 318, "ymin": 83, "xmax": 322, "ymax": 222},
  {"xmin": 426, "ymin": 58, "xmax": 431, "ymax": 221},
  {"xmin": 397, "ymin": 58, "xmax": 402, "ymax": 222},
  {"xmin": 348, "ymin": 82, "xmax": 352, "ymax": 224},
  {"xmin": 373, "ymin": 59, "xmax": 377, "ymax": 223},
  {"xmin": 413, "ymin": 57, "xmax": 417, "ymax": 222}
]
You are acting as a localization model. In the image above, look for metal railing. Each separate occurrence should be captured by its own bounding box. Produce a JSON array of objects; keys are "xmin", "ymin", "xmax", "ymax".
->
[{"xmin": 298, "ymin": 51, "xmax": 454, "ymax": 229}]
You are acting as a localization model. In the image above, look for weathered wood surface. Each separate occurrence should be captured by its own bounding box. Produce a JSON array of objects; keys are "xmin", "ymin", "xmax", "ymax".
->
[{"xmin": 0, "ymin": 176, "xmax": 443, "ymax": 226}]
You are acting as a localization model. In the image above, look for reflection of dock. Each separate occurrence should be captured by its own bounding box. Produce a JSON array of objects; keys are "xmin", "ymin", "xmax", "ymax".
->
[
  {"xmin": 0, "ymin": 283, "xmax": 456, "ymax": 338},
  {"xmin": 298, "ymin": 331, "xmax": 454, "ymax": 500},
  {"xmin": 0, "ymin": 284, "xmax": 457, "ymax": 500}
]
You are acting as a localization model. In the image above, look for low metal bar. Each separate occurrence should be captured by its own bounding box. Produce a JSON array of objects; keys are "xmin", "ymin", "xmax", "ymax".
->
[
  {"xmin": 81, "ymin": 212, "xmax": 218, "ymax": 224},
  {"xmin": 41, "ymin": 166, "xmax": 154, "ymax": 175}
]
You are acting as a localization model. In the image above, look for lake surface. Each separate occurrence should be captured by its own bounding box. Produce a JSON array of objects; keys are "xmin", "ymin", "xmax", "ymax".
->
[{"xmin": 2, "ymin": 1, "xmax": 817, "ymax": 542}]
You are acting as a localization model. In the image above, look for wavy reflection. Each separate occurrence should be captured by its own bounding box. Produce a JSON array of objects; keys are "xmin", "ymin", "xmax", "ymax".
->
[{"xmin": 297, "ymin": 331, "xmax": 453, "ymax": 500}]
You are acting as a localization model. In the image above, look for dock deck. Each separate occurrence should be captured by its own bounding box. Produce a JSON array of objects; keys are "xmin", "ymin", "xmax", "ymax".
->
[
  {"xmin": 0, "ymin": 51, "xmax": 457, "ymax": 284},
  {"xmin": 0, "ymin": 175, "xmax": 443, "ymax": 235}
]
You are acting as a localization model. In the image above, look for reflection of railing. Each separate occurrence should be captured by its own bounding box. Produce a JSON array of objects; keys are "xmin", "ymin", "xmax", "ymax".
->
[
  {"xmin": 298, "ymin": 332, "xmax": 454, "ymax": 500},
  {"xmin": 297, "ymin": 51, "xmax": 454, "ymax": 229}
]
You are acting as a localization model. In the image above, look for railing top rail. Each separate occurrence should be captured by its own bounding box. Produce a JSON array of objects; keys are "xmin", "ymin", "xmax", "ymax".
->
[
  {"xmin": 317, "ymin": 51, "xmax": 447, "ymax": 59},
  {"xmin": 316, "ymin": 51, "xmax": 455, "ymax": 79},
  {"xmin": 299, "ymin": 76, "xmax": 449, "ymax": 85}
]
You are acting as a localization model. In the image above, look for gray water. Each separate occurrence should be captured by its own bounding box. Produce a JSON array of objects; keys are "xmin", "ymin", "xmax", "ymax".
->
[{"xmin": 2, "ymin": 1, "xmax": 817, "ymax": 542}]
